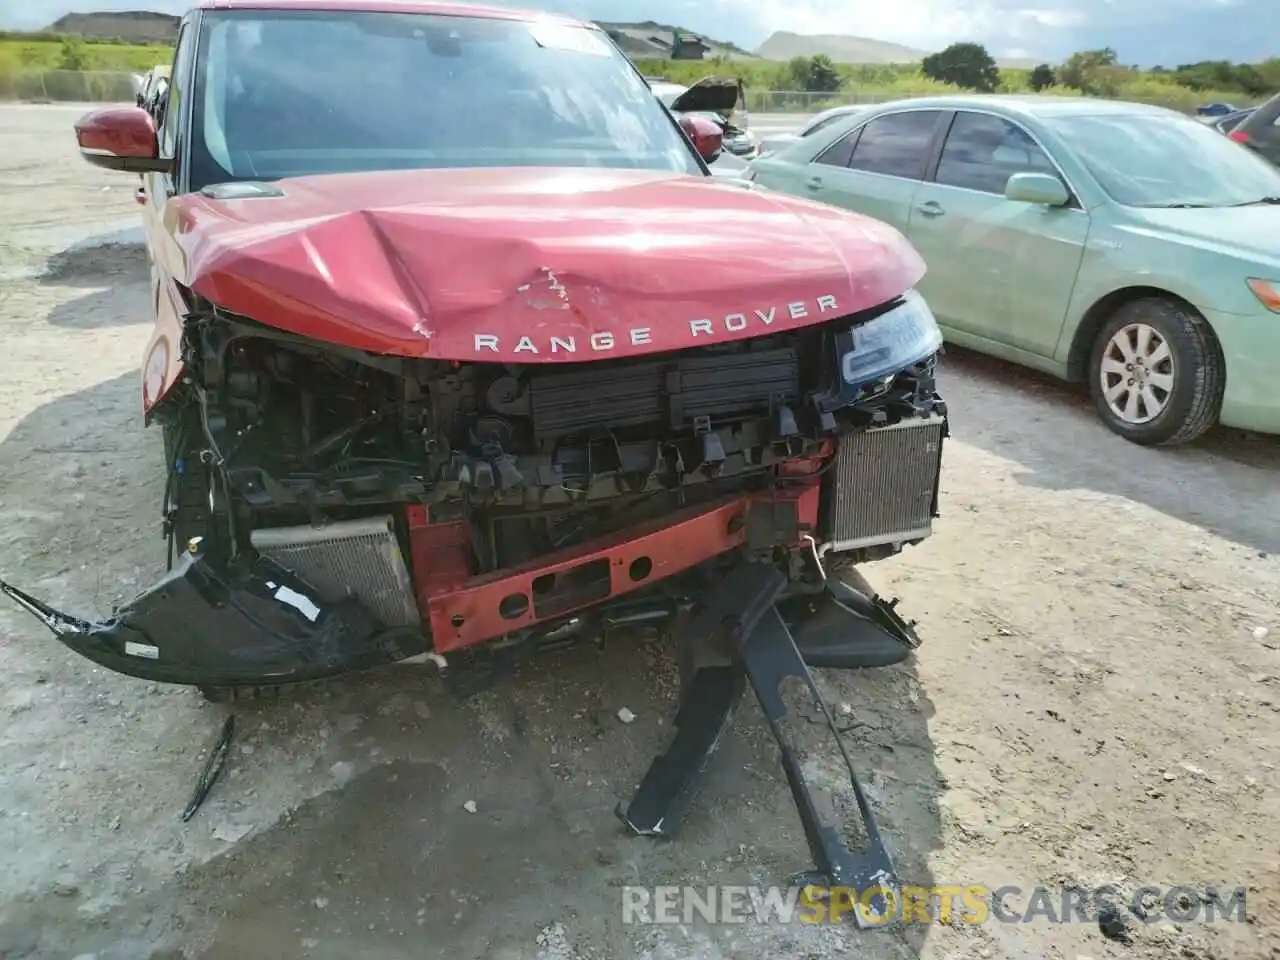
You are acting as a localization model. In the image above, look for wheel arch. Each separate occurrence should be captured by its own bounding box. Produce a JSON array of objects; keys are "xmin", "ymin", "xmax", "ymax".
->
[{"xmin": 1065, "ymin": 286, "xmax": 1223, "ymax": 382}]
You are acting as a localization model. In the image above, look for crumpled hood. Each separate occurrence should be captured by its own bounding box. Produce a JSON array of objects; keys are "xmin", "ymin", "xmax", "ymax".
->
[{"xmin": 172, "ymin": 167, "xmax": 925, "ymax": 362}]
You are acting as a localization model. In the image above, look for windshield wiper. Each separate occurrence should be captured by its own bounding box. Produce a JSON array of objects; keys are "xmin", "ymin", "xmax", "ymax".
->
[
  {"xmin": 1229, "ymin": 196, "xmax": 1280, "ymax": 206},
  {"xmin": 1160, "ymin": 202, "xmax": 1214, "ymax": 208}
]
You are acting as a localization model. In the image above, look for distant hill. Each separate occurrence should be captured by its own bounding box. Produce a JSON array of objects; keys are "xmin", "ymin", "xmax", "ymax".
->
[
  {"xmin": 595, "ymin": 20, "xmax": 758, "ymax": 60},
  {"xmin": 47, "ymin": 11, "xmax": 178, "ymax": 43},
  {"xmin": 756, "ymin": 30, "xmax": 1042, "ymax": 68},
  {"xmin": 756, "ymin": 31, "xmax": 930, "ymax": 64}
]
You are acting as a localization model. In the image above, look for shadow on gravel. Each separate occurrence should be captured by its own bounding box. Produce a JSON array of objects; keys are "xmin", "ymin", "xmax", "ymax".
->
[
  {"xmin": 942, "ymin": 346, "xmax": 1280, "ymax": 555},
  {"xmin": 42, "ymin": 241, "xmax": 149, "ymax": 330},
  {"xmin": 0, "ymin": 371, "xmax": 156, "ymax": 620},
  {"xmin": 180, "ymin": 654, "xmax": 943, "ymax": 960},
  {"xmin": 0, "ymin": 376, "xmax": 944, "ymax": 960}
]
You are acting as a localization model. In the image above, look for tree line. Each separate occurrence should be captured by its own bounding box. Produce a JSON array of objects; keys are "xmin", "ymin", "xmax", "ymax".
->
[{"xmin": 920, "ymin": 42, "xmax": 1278, "ymax": 100}]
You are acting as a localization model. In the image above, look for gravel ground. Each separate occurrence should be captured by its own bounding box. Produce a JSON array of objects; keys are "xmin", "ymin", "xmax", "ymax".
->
[{"xmin": 1, "ymin": 103, "xmax": 1278, "ymax": 960}]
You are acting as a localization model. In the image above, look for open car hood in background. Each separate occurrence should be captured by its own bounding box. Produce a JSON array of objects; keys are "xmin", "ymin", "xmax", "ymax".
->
[{"xmin": 669, "ymin": 76, "xmax": 742, "ymax": 115}]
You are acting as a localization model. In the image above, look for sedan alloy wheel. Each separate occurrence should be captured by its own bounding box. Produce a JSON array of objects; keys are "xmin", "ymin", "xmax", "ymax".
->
[
  {"xmin": 1099, "ymin": 322, "xmax": 1176, "ymax": 424},
  {"xmin": 1087, "ymin": 297, "xmax": 1225, "ymax": 446}
]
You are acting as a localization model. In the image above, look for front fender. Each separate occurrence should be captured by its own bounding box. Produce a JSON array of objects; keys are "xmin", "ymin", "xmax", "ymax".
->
[
  {"xmin": 1056, "ymin": 225, "xmax": 1242, "ymax": 366},
  {"xmin": 141, "ymin": 274, "xmax": 188, "ymax": 423}
]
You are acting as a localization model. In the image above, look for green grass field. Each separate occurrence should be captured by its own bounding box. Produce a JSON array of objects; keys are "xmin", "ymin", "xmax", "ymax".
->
[
  {"xmin": 632, "ymin": 58, "xmax": 1253, "ymax": 114},
  {"xmin": 0, "ymin": 37, "xmax": 172, "ymax": 99},
  {"xmin": 0, "ymin": 37, "xmax": 171, "ymax": 73}
]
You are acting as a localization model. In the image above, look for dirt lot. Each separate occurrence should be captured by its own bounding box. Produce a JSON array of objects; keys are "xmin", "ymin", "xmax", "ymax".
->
[{"xmin": 1, "ymin": 103, "xmax": 1278, "ymax": 960}]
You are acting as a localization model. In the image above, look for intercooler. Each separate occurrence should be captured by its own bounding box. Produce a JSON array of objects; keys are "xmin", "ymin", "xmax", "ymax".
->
[
  {"xmin": 822, "ymin": 414, "xmax": 946, "ymax": 553},
  {"xmin": 249, "ymin": 515, "xmax": 420, "ymax": 628}
]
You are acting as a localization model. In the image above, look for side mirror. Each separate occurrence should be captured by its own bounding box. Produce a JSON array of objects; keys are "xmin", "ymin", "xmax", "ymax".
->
[
  {"xmin": 1004, "ymin": 171, "xmax": 1069, "ymax": 206},
  {"xmin": 679, "ymin": 114, "xmax": 724, "ymax": 163},
  {"xmin": 74, "ymin": 106, "xmax": 169, "ymax": 174}
]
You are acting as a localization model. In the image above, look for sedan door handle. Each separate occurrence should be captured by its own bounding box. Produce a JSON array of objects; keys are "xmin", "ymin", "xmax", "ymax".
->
[
  {"xmin": 134, "ymin": 186, "xmax": 147, "ymax": 205},
  {"xmin": 915, "ymin": 200, "xmax": 945, "ymax": 218},
  {"xmin": 805, "ymin": 175, "xmax": 823, "ymax": 191}
]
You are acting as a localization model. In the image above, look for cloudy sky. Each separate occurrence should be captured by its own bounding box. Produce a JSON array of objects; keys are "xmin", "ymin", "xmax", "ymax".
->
[{"xmin": 2, "ymin": 0, "xmax": 1271, "ymax": 67}]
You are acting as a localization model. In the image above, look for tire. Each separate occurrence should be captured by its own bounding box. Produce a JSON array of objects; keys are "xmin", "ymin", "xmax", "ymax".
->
[{"xmin": 1087, "ymin": 297, "xmax": 1224, "ymax": 446}]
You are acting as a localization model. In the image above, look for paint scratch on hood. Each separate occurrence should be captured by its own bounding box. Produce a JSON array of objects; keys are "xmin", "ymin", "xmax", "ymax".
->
[{"xmin": 517, "ymin": 266, "xmax": 572, "ymax": 311}]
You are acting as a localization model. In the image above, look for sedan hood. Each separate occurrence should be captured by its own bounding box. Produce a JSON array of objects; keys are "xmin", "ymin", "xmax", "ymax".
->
[
  {"xmin": 1126, "ymin": 203, "xmax": 1280, "ymax": 267},
  {"xmin": 172, "ymin": 167, "xmax": 924, "ymax": 362}
]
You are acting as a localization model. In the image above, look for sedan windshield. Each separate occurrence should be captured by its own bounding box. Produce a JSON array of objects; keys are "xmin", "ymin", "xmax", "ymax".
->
[
  {"xmin": 1045, "ymin": 112, "xmax": 1280, "ymax": 208},
  {"xmin": 189, "ymin": 10, "xmax": 702, "ymax": 189}
]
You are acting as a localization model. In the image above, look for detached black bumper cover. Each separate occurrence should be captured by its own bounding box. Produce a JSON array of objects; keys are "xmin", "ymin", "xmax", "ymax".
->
[{"xmin": 0, "ymin": 544, "xmax": 423, "ymax": 686}]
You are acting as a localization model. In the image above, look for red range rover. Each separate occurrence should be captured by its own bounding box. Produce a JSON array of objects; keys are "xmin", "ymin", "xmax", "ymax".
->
[{"xmin": 4, "ymin": 0, "xmax": 947, "ymax": 912}]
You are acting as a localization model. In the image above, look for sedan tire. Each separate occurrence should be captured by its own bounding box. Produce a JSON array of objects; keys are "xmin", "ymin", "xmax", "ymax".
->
[{"xmin": 1087, "ymin": 297, "xmax": 1224, "ymax": 446}]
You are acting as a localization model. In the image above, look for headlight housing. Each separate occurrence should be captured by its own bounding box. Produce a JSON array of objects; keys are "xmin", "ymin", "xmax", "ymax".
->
[{"xmin": 837, "ymin": 288, "xmax": 944, "ymax": 390}]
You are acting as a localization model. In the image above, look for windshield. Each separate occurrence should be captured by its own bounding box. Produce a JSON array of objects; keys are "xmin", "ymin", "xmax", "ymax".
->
[
  {"xmin": 189, "ymin": 10, "xmax": 702, "ymax": 189},
  {"xmin": 1045, "ymin": 113, "xmax": 1280, "ymax": 208}
]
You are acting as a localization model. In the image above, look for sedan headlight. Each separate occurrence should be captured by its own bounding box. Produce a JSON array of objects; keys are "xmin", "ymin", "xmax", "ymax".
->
[
  {"xmin": 1246, "ymin": 278, "xmax": 1280, "ymax": 312},
  {"xmin": 837, "ymin": 289, "xmax": 944, "ymax": 389}
]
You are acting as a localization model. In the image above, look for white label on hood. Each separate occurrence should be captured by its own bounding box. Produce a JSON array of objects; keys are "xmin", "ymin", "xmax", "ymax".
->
[{"xmin": 528, "ymin": 22, "xmax": 610, "ymax": 56}]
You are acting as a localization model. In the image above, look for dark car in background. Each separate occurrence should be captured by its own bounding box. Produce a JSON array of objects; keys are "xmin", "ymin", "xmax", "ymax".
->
[
  {"xmin": 1213, "ymin": 107, "xmax": 1255, "ymax": 135},
  {"xmin": 1196, "ymin": 101, "xmax": 1237, "ymax": 117},
  {"xmin": 1228, "ymin": 92, "xmax": 1280, "ymax": 166}
]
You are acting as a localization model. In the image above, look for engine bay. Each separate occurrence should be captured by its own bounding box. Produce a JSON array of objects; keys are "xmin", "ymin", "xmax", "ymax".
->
[{"xmin": 173, "ymin": 298, "xmax": 944, "ymax": 575}]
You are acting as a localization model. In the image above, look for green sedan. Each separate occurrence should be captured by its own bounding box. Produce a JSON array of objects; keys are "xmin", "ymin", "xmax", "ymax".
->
[{"xmin": 744, "ymin": 94, "xmax": 1280, "ymax": 445}]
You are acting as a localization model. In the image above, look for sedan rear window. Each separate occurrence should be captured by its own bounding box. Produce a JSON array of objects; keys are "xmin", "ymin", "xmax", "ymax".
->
[
  {"xmin": 846, "ymin": 111, "xmax": 942, "ymax": 180},
  {"xmin": 189, "ymin": 10, "xmax": 701, "ymax": 189}
]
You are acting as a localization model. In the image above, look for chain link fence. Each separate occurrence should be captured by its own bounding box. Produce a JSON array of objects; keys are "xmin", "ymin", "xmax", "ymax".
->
[
  {"xmin": 745, "ymin": 89, "xmax": 1218, "ymax": 115},
  {"xmin": 746, "ymin": 90, "xmax": 926, "ymax": 113},
  {"xmin": 0, "ymin": 69, "xmax": 137, "ymax": 103}
]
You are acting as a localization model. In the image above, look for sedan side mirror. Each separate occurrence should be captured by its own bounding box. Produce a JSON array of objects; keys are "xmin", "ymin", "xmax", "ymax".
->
[
  {"xmin": 74, "ymin": 105, "xmax": 170, "ymax": 174},
  {"xmin": 1004, "ymin": 171, "xmax": 1070, "ymax": 206},
  {"xmin": 679, "ymin": 113, "xmax": 724, "ymax": 163}
]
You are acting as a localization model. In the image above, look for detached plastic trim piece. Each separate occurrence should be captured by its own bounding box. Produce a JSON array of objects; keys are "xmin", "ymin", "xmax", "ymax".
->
[{"xmin": 1, "ymin": 543, "xmax": 426, "ymax": 686}]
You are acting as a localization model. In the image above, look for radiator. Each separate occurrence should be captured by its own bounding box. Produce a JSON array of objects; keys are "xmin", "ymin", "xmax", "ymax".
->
[
  {"xmin": 823, "ymin": 414, "xmax": 945, "ymax": 553},
  {"xmin": 249, "ymin": 515, "xmax": 420, "ymax": 628}
]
